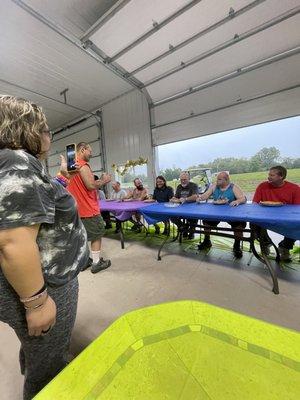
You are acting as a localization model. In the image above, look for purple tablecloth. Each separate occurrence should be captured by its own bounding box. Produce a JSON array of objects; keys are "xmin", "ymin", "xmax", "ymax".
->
[{"xmin": 100, "ymin": 200, "xmax": 153, "ymax": 221}]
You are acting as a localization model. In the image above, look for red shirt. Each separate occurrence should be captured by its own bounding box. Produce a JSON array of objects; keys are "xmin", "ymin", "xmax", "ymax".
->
[
  {"xmin": 253, "ymin": 181, "xmax": 300, "ymax": 204},
  {"xmin": 68, "ymin": 160, "xmax": 100, "ymax": 217}
]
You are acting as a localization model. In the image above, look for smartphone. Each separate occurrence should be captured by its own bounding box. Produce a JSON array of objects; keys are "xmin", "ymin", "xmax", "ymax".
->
[{"xmin": 66, "ymin": 143, "xmax": 77, "ymax": 172}]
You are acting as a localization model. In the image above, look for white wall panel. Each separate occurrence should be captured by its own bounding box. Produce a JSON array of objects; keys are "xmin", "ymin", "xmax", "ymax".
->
[
  {"xmin": 152, "ymin": 86, "xmax": 300, "ymax": 146},
  {"xmin": 102, "ymin": 90, "xmax": 154, "ymax": 187}
]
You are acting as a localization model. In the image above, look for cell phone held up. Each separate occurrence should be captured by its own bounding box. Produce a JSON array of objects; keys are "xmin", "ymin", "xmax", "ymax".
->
[{"xmin": 66, "ymin": 143, "xmax": 77, "ymax": 172}]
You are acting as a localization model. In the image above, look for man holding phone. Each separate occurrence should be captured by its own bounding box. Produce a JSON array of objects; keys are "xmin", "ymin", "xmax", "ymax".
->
[{"xmin": 68, "ymin": 142, "xmax": 112, "ymax": 273}]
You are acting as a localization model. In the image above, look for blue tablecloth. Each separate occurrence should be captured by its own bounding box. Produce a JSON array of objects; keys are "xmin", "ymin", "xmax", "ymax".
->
[{"xmin": 139, "ymin": 203, "xmax": 300, "ymax": 240}]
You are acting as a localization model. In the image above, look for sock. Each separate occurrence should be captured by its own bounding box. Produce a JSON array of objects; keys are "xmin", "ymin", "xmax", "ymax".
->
[{"xmin": 91, "ymin": 251, "xmax": 101, "ymax": 264}]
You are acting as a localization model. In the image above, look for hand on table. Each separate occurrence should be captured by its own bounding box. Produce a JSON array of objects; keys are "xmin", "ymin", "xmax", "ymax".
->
[
  {"xmin": 170, "ymin": 197, "xmax": 181, "ymax": 203},
  {"xmin": 230, "ymin": 200, "xmax": 240, "ymax": 207}
]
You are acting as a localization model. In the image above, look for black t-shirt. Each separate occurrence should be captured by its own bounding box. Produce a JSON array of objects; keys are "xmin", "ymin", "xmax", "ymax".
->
[
  {"xmin": 0, "ymin": 149, "xmax": 89, "ymax": 286},
  {"xmin": 153, "ymin": 186, "xmax": 174, "ymax": 203},
  {"xmin": 175, "ymin": 182, "xmax": 199, "ymax": 199}
]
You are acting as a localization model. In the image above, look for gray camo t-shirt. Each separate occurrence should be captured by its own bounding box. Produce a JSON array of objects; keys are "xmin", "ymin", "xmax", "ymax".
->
[{"xmin": 0, "ymin": 149, "xmax": 89, "ymax": 286}]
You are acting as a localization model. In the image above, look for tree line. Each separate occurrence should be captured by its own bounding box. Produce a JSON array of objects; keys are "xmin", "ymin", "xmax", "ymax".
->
[{"xmin": 160, "ymin": 147, "xmax": 300, "ymax": 181}]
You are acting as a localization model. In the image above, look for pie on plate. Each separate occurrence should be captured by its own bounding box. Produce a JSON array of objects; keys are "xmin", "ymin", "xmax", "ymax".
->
[
  {"xmin": 213, "ymin": 199, "xmax": 228, "ymax": 205},
  {"xmin": 259, "ymin": 201, "xmax": 283, "ymax": 207}
]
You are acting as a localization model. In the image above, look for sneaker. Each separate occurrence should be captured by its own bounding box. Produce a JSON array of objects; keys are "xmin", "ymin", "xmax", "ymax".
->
[
  {"xmin": 278, "ymin": 247, "xmax": 291, "ymax": 262},
  {"xmin": 81, "ymin": 257, "xmax": 93, "ymax": 271},
  {"xmin": 91, "ymin": 258, "xmax": 111, "ymax": 274},
  {"xmin": 233, "ymin": 240, "xmax": 243, "ymax": 258},
  {"xmin": 198, "ymin": 240, "xmax": 212, "ymax": 250}
]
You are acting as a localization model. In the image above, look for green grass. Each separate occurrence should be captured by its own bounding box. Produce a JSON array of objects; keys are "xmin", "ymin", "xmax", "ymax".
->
[
  {"xmin": 230, "ymin": 169, "xmax": 300, "ymax": 193},
  {"xmin": 105, "ymin": 221, "xmax": 300, "ymax": 268}
]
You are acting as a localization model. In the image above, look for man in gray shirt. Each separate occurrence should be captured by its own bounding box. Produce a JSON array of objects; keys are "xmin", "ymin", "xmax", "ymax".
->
[{"xmin": 170, "ymin": 171, "xmax": 199, "ymax": 239}]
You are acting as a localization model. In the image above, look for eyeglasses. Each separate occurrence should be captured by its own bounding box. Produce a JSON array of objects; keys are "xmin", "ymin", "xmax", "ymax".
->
[{"xmin": 42, "ymin": 129, "xmax": 53, "ymax": 141}]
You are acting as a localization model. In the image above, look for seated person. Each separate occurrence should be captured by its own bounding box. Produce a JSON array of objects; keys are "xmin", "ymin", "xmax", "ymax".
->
[
  {"xmin": 109, "ymin": 181, "xmax": 127, "ymax": 233},
  {"xmin": 152, "ymin": 175, "xmax": 174, "ymax": 235},
  {"xmin": 252, "ymin": 165, "xmax": 300, "ymax": 261},
  {"xmin": 170, "ymin": 171, "xmax": 199, "ymax": 239},
  {"xmin": 126, "ymin": 178, "xmax": 148, "ymax": 201},
  {"xmin": 197, "ymin": 171, "xmax": 246, "ymax": 258},
  {"xmin": 110, "ymin": 181, "xmax": 127, "ymax": 200},
  {"xmin": 125, "ymin": 178, "xmax": 148, "ymax": 231},
  {"xmin": 94, "ymin": 174, "xmax": 111, "ymax": 229}
]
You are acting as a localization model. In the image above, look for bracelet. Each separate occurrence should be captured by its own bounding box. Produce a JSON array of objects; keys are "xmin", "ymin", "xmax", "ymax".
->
[
  {"xmin": 24, "ymin": 296, "xmax": 48, "ymax": 311},
  {"xmin": 32, "ymin": 283, "xmax": 47, "ymax": 296},
  {"xmin": 54, "ymin": 174, "xmax": 69, "ymax": 188},
  {"xmin": 20, "ymin": 288, "xmax": 48, "ymax": 304}
]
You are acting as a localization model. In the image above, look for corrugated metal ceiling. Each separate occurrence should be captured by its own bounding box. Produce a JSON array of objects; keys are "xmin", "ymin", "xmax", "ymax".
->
[{"xmin": 0, "ymin": 0, "xmax": 299, "ymax": 139}]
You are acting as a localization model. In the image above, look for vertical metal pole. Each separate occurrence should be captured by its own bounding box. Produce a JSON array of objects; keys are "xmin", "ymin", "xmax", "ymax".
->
[
  {"xmin": 148, "ymin": 105, "xmax": 158, "ymax": 190},
  {"xmin": 95, "ymin": 110, "xmax": 107, "ymax": 173}
]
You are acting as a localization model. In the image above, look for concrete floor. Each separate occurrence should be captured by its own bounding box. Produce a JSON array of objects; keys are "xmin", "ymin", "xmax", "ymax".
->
[{"xmin": 1, "ymin": 235, "xmax": 300, "ymax": 399}]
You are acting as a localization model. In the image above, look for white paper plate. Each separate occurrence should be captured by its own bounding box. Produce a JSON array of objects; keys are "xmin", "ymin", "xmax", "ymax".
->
[{"xmin": 164, "ymin": 203, "xmax": 180, "ymax": 208}]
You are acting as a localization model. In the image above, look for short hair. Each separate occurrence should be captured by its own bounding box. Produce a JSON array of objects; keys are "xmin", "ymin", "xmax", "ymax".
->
[
  {"xmin": 134, "ymin": 177, "xmax": 142, "ymax": 184},
  {"xmin": 180, "ymin": 171, "xmax": 190, "ymax": 179},
  {"xmin": 270, "ymin": 166, "xmax": 287, "ymax": 179},
  {"xmin": 0, "ymin": 95, "xmax": 47, "ymax": 156},
  {"xmin": 77, "ymin": 142, "xmax": 90, "ymax": 152},
  {"xmin": 217, "ymin": 171, "xmax": 230, "ymax": 181},
  {"xmin": 156, "ymin": 175, "xmax": 167, "ymax": 187}
]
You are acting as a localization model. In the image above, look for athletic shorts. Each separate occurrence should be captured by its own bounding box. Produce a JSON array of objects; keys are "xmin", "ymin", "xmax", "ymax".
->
[{"xmin": 81, "ymin": 215, "xmax": 105, "ymax": 241}]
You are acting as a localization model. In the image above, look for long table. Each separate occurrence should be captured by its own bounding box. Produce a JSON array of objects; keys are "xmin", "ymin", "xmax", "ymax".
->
[
  {"xmin": 100, "ymin": 200, "xmax": 153, "ymax": 248},
  {"xmin": 140, "ymin": 202, "xmax": 300, "ymax": 294}
]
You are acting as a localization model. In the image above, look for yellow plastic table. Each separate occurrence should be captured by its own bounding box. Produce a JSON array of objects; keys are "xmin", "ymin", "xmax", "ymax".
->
[{"xmin": 34, "ymin": 301, "xmax": 300, "ymax": 399}]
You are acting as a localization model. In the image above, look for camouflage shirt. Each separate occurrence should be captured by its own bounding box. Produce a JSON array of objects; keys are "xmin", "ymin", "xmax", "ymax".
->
[{"xmin": 0, "ymin": 149, "xmax": 89, "ymax": 286}]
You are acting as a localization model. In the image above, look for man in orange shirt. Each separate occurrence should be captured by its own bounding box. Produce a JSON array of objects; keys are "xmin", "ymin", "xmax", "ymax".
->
[
  {"xmin": 253, "ymin": 165, "xmax": 300, "ymax": 261},
  {"xmin": 68, "ymin": 142, "xmax": 112, "ymax": 273}
]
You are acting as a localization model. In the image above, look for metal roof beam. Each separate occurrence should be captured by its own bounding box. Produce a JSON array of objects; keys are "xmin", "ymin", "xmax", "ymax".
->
[
  {"xmin": 144, "ymin": 6, "xmax": 300, "ymax": 89},
  {"xmin": 80, "ymin": 0, "xmax": 132, "ymax": 42},
  {"xmin": 153, "ymin": 46, "xmax": 300, "ymax": 107},
  {"xmin": 129, "ymin": 0, "xmax": 266, "ymax": 77},
  {"xmin": 108, "ymin": 0, "xmax": 203, "ymax": 63}
]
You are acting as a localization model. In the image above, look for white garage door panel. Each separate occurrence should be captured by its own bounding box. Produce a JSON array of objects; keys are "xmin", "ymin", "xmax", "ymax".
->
[
  {"xmin": 154, "ymin": 54, "xmax": 300, "ymax": 125},
  {"xmin": 134, "ymin": 0, "xmax": 300, "ymax": 83},
  {"xmin": 152, "ymin": 86, "xmax": 300, "ymax": 146},
  {"xmin": 146, "ymin": 14, "xmax": 300, "ymax": 102}
]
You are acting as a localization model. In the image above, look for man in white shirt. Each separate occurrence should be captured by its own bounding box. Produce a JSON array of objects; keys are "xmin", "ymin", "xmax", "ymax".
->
[{"xmin": 110, "ymin": 181, "xmax": 127, "ymax": 200}]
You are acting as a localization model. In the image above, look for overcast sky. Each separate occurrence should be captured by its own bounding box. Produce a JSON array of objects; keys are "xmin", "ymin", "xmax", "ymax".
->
[{"xmin": 158, "ymin": 115, "xmax": 300, "ymax": 170}]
